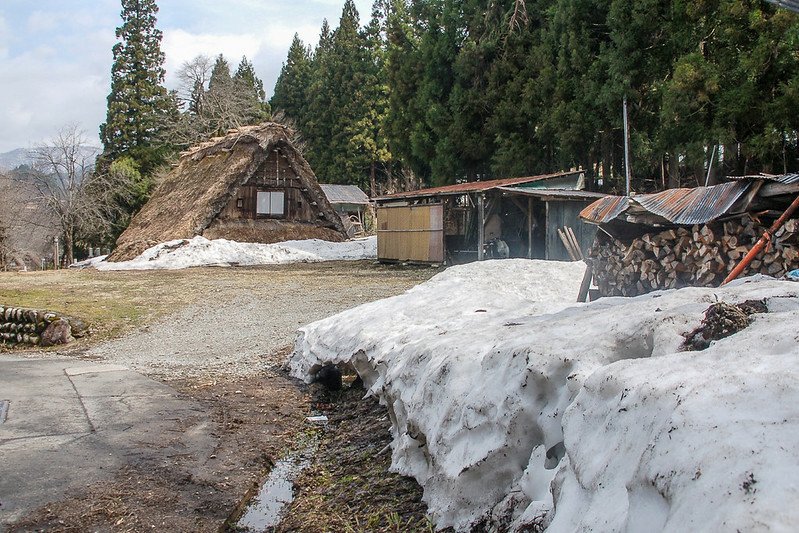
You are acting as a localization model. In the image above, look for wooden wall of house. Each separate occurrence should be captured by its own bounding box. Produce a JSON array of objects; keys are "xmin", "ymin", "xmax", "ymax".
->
[{"xmin": 217, "ymin": 147, "xmax": 324, "ymax": 224}]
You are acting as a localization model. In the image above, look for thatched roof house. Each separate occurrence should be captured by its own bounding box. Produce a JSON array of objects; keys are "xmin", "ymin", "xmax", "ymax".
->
[{"xmin": 109, "ymin": 123, "xmax": 346, "ymax": 261}]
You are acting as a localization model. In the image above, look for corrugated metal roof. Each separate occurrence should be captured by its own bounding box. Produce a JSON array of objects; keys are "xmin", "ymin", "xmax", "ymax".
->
[
  {"xmin": 374, "ymin": 171, "xmax": 582, "ymax": 201},
  {"xmin": 319, "ymin": 184, "xmax": 370, "ymax": 205},
  {"xmin": 768, "ymin": 0, "xmax": 799, "ymax": 14},
  {"xmin": 580, "ymin": 180, "xmax": 756, "ymax": 225},
  {"xmin": 732, "ymin": 173, "xmax": 799, "ymax": 184},
  {"xmin": 633, "ymin": 181, "xmax": 751, "ymax": 225},
  {"xmin": 496, "ymin": 187, "xmax": 607, "ymax": 201},
  {"xmin": 579, "ymin": 196, "xmax": 630, "ymax": 224}
]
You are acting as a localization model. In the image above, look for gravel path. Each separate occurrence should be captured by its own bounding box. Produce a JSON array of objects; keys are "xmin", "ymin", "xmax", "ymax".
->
[{"xmin": 79, "ymin": 263, "xmax": 438, "ymax": 381}]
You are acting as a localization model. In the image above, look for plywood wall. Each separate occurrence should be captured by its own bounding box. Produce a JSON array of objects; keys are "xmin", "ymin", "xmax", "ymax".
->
[{"xmin": 377, "ymin": 204, "xmax": 444, "ymax": 262}]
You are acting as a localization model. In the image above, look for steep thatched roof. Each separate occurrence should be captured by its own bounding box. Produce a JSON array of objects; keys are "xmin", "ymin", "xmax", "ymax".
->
[{"xmin": 109, "ymin": 123, "xmax": 346, "ymax": 261}]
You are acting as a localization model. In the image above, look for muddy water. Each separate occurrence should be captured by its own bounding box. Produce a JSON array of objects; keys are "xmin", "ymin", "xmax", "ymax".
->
[{"xmin": 237, "ymin": 436, "xmax": 320, "ymax": 531}]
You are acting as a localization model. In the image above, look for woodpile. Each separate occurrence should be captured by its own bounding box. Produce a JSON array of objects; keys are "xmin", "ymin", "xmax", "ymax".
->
[
  {"xmin": 0, "ymin": 305, "xmax": 81, "ymax": 347},
  {"xmin": 589, "ymin": 215, "xmax": 799, "ymax": 297}
]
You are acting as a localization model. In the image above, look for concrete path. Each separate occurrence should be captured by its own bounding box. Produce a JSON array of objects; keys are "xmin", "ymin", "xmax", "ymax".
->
[{"xmin": 0, "ymin": 357, "xmax": 216, "ymax": 527}]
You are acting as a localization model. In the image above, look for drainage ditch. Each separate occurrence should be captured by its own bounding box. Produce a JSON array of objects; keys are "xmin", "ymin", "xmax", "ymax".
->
[{"xmin": 233, "ymin": 431, "xmax": 321, "ymax": 532}]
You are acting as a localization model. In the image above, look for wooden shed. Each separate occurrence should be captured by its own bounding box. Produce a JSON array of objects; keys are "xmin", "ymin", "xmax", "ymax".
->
[
  {"xmin": 109, "ymin": 123, "xmax": 346, "ymax": 261},
  {"xmin": 319, "ymin": 184, "xmax": 372, "ymax": 237},
  {"xmin": 374, "ymin": 172, "xmax": 606, "ymax": 264}
]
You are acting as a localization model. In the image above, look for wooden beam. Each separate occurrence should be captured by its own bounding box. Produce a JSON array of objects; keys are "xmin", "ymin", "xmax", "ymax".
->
[
  {"xmin": 527, "ymin": 197, "xmax": 533, "ymax": 259},
  {"xmin": 760, "ymin": 181, "xmax": 799, "ymax": 198},
  {"xmin": 477, "ymin": 193, "xmax": 485, "ymax": 261},
  {"xmin": 577, "ymin": 260, "xmax": 593, "ymax": 302}
]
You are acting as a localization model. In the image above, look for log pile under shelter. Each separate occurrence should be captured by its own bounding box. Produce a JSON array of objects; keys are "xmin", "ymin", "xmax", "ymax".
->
[
  {"xmin": 580, "ymin": 174, "xmax": 799, "ymax": 297},
  {"xmin": 589, "ymin": 215, "xmax": 799, "ymax": 297}
]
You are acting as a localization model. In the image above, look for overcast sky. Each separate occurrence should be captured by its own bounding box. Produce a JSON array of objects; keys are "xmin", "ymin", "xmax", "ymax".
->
[{"xmin": 0, "ymin": 0, "xmax": 372, "ymax": 153}]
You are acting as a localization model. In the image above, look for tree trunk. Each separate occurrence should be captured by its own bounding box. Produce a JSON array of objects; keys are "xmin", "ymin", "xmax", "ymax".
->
[
  {"xmin": 601, "ymin": 130, "xmax": 613, "ymax": 188},
  {"xmin": 668, "ymin": 152, "xmax": 680, "ymax": 189},
  {"xmin": 64, "ymin": 227, "xmax": 74, "ymax": 267},
  {"xmin": 370, "ymin": 161, "xmax": 377, "ymax": 198}
]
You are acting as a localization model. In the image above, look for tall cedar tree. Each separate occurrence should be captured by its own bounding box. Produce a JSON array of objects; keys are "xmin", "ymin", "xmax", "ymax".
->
[
  {"xmin": 355, "ymin": 0, "xmax": 393, "ymax": 195},
  {"xmin": 234, "ymin": 56, "xmax": 272, "ymax": 120},
  {"xmin": 272, "ymin": 34, "xmax": 313, "ymax": 124},
  {"xmin": 100, "ymin": 0, "xmax": 170, "ymax": 178},
  {"xmin": 304, "ymin": 19, "xmax": 335, "ymax": 174},
  {"xmin": 306, "ymin": 2, "xmax": 375, "ymax": 186}
]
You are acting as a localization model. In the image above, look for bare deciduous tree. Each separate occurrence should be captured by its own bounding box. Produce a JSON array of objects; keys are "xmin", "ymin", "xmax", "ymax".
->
[
  {"xmin": 177, "ymin": 54, "xmax": 213, "ymax": 115},
  {"xmin": 26, "ymin": 125, "xmax": 137, "ymax": 265}
]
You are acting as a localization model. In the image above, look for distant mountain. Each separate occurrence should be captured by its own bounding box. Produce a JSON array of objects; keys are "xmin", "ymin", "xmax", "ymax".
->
[
  {"xmin": 0, "ymin": 146, "xmax": 101, "ymax": 172},
  {"xmin": 0, "ymin": 148, "xmax": 33, "ymax": 172}
]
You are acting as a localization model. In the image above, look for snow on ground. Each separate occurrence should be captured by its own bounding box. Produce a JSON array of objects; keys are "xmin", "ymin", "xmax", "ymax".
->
[
  {"xmin": 84, "ymin": 236, "xmax": 376, "ymax": 270},
  {"xmin": 288, "ymin": 260, "xmax": 799, "ymax": 532}
]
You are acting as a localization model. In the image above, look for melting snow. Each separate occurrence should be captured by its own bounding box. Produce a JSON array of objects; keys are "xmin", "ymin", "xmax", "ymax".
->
[
  {"xmin": 289, "ymin": 259, "xmax": 799, "ymax": 531},
  {"xmin": 82, "ymin": 236, "xmax": 376, "ymax": 271}
]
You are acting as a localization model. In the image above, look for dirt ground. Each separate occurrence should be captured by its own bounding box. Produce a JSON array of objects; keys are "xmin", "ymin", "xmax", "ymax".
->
[{"xmin": 0, "ymin": 261, "xmax": 440, "ymax": 532}]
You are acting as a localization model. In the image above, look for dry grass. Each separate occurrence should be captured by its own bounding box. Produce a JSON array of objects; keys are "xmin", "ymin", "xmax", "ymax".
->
[{"xmin": 0, "ymin": 261, "xmax": 438, "ymax": 343}]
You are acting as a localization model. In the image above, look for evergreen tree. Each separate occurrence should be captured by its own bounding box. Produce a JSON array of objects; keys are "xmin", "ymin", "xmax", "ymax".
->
[
  {"xmin": 305, "ymin": 3, "xmax": 375, "ymax": 186},
  {"xmin": 208, "ymin": 54, "xmax": 232, "ymax": 91},
  {"xmin": 203, "ymin": 54, "xmax": 270, "ymax": 135},
  {"xmin": 235, "ymin": 56, "xmax": 266, "ymax": 101},
  {"xmin": 100, "ymin": 0, "xmax": 170, "ymax": 176},
  {"xmin": 304, "ymin": 19, "xmax": 336, "ymax": 170},
  {"xmin": 271, "ymin": 34, "xmax": 313, "ymax": 125},
  {"xmin": 234, "ymin": 56, "xmax": 272, "ymax": 121},
  {"xmin": 385, "ymin": 0, "xmax": 423, "ymax": 180},
  {"xmin": 352, "ymin": 0, "xmax": 393, "ymax": 195}
]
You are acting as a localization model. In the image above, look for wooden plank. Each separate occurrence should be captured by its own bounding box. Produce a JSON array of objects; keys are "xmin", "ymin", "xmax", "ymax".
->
[
  {"xmin": 558, "ymin": 228, "xmax": 579, "ymax": 261},
  {"xmin": 577, "ymin": 260, "xmax": 593, "ymax": 302},
  {"xmin": 566, "ymin": 226, "xmax": 583, "ymax": 260}
]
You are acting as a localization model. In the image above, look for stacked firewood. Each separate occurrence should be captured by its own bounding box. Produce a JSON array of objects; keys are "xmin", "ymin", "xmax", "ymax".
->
[
  {"xmin": 0, "ymin": 305, "xmax": 79, "ymax": 347},
  {"xmin": 589, "ymin": 215, "xmax": 799, "ymax": 297}
]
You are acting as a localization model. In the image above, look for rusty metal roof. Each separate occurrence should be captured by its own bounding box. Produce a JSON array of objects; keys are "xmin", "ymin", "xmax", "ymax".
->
[
  {"xmin": 374, "ymin": 171, "xmax": 582, "ymax": 201},
  {"xmin": 319, "ymin": 184, "xmax": 370, "ymax": 205},
  {"xmin": 580, "ymin": 180, "xmax": 756, "ymax": 225},
  {"xmin": 728, "ymin": 173, "xmax": 799, "ymax": 184},
  {"xmin": 496, "ymin": 187, "xmax": 607, "ymax": 201},
  {"xmin": 633, "ymin": 181, "xmax": 751, "ymax": 225},
  {"xmin": 579, "ymin": 196, "xmax": 630, "ymax": 224}
]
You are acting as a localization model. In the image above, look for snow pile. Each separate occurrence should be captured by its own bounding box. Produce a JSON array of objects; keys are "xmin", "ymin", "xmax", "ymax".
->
[
  {"xmin": 288, "ymin": 260, "xmax": 799, "ymax": 531},
  {"xmin": 92, "ymin": 236, "xmax": 376, "ymax": 270}
]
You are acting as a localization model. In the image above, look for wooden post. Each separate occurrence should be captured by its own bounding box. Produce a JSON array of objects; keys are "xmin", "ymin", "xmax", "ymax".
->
[
  {"xmin": 545, "ymin": 201, "xmax": 550, "ymax": 260},
  {"xmin": 527, "ymin": 197, "xmax": 533, "ymax": 259},
  {"xmin": 577, "ymin": 259, "xmax": 593, "ymax": 302},
  {"xmin": 477, "ymin": 193, "xmax": 485, "ymax": 260}
]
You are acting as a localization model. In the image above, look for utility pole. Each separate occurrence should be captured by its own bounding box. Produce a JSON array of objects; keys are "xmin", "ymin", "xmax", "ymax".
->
[{"xmin": 623, "ymin": 96, "xmax": 631, "ymax": 196}]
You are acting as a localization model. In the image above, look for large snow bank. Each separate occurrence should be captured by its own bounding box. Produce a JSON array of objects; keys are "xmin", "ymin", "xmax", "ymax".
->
[
  {"xmin": 89, "ymin": 235, "xmax": 376, "ymax": 270},
  {"xmin": 288, "ymin": 259, "xmax": 799, "ymax": 531}
]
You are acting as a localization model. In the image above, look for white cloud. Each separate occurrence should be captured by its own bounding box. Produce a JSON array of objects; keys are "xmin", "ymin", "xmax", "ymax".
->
[
  {"xmin": 162, "ymin": 29, "xmax": 263, "ymax": 86},
  {"xmin": 26, "ymin": 11, "xmax": 58, "ymax": 33},
  {"xmin": 0, "ymin": 14, "xmax": 9, "ymax": 57}
]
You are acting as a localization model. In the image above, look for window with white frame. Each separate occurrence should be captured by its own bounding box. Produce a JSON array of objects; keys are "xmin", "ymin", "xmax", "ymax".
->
[{"xmin": 256, "ymin": 191, "xmax": 285, "ymax": 216}]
